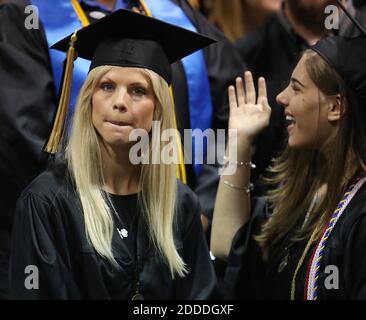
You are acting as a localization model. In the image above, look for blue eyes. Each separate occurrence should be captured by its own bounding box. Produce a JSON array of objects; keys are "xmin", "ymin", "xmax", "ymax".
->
[
  {"xmin": 100, "ymin": 82, "xmax": 147, "ymax": 96},
  {"xmin": 100, "ymin": 82, "xmax": 115, "ymax": 91},
  {"xmin": 131, "ymin": 87, "xmax": 147, "ymax": 96}
]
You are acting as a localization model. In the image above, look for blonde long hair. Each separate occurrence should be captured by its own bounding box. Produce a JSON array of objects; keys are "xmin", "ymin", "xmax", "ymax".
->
[
  {"xmin": 66, "ymin": 66, "xmax": 186, "ymax": 278},
  {"xmin": 255, "ymin": 51, "xmax": 366, "ymax": 261}
]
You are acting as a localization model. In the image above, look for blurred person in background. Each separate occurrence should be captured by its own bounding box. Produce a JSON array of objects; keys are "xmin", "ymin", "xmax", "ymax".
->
[
  {"xmin": 0, "ymin": 0, "xmax": 55, "ymax": 299},
  {"xmin": 201, "ymin": 0, "xmax": 281, "ymax": 41}
]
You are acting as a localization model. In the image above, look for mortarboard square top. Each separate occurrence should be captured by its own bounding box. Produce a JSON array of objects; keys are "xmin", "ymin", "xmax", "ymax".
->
[
  {"xmin": 51, "ymin": 9, "xmax": 216, "ymax": 85},
  {"xmin": 311, "ymin": 35, "xmax": 366, "ymax": 108},
  {"xmin": 310, "ymin": 0, "xmax": 366, "ymax": 107}
]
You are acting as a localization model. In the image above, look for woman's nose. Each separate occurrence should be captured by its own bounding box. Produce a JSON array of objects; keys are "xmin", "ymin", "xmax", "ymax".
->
[
  {"xmin": 276, "ymin": 87, "xmax": 289, "ymax": 108},
  {"xmin": 113, "ymin": 89, "xmax": 128, "ymax": 112}
]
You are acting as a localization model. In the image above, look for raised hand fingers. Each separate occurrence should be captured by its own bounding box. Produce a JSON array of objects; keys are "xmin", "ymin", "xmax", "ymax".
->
[
  {"xmin": 229, "ymin": 73, "xmax": 269, "ymax": 111},
  {"xmin": 258, "ymin": 77, "xmax": 271, "ymax": 113},
  {"xmin": 258, "ymin": 77, "xmax": 268, "ymax": 107},
  {"xmin": 228, "ymin": 85, "xmax": 237, "ymax": 111},
  {"xmin": 245, "ymin": 71, "xmax": 256, "ymax": 104},
  {"xmin": 235, "ymin": 77, "xmax": 245, "ymax": 107},
  {"xmin": 257, "ymin": 77, "xmax": 267, "ymax": 101}
]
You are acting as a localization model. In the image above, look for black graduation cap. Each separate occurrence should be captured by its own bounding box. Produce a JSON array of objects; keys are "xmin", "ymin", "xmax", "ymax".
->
[
  {"xmin": 310, "ymin": 1, "xmax": 366, "ymax": 108},
  {"xmin": 311, "ymin": 35, "xmax": 366, "ymax": 106},
  {"xmin": 51, "ymin": 8, "xmax": 216, "ymax": 85},
  {"xmin": 45, "ymin": 9, "xmax": 216, "ymax": 155}
]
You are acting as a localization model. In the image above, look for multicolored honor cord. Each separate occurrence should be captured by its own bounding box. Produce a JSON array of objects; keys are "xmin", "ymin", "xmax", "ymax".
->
[{"xmin": 305, "ymin": 176, "xmax": 366, "ymax": 300}]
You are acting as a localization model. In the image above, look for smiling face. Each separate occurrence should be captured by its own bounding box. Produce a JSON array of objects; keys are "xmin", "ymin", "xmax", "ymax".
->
[
  {"xmin": 91, "ymin": 66, "xmax": 156, "ymax": 148},
  {"xmin": 276, "ymin": 54, "xmax": 339, "ymax": 149}
]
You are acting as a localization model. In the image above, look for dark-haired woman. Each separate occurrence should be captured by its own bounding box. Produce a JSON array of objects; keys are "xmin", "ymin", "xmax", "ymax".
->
[{"xmin": 211, "ymin": 34, "xmax": 366, "ymax": 299}]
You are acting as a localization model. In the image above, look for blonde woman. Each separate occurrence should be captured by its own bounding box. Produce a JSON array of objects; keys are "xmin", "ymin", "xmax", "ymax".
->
[
  {"xmin": 211, "ymin": 30, "xmax": 366, "ymax": 299},
  {"xmin": 10, "ymin": 10, "xmax": 217, "ymax": 299}
]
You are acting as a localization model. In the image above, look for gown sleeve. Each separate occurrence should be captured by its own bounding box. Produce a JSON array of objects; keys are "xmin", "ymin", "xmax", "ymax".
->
[
  {"xmin": 343, "ymin": 213, "xmax": 366, "ymax": 299},
  {"xmin": 224, "ymin": 197, "xmax": 270, "ymax": 299},
  {"xmin": 0, "ymin": 0, "xmax": 56, "ymax": 191},
  {"xmin": 0, "ymin": 0, "xmax": 56, "ymax": 297},
  {"xmin": 9, "ymin": 191, "xmax": 77, "ymax": 299},
  {"xmin": 175, "ymin": 183, "xmax": 219, "ymax": 299}
]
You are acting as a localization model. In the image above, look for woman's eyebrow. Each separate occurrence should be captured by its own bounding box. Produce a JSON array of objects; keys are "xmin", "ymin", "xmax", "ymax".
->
[
  {"xmin": 129, "ymin": 82, "xmax": 149, "ymax": 87},
  {"xmin": 99, "ymin": 76, "xmax": 115, "ymax": 83},
  {"xmin": 290, "ymin": 77, "xmax": 306, "ymax": 88}
]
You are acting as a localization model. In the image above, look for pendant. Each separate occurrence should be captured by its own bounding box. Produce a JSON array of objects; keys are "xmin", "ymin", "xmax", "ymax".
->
[
  {"xmin": 278, "ymin": 252, "xmax": 289, "ymax": 273},
  {"xmin": 131, "ymin": 282, "xmax": 144, "ymax": 300},
  {"xmin": 131, "ymin": 293, "xmax": 144, "ymax": 300}
]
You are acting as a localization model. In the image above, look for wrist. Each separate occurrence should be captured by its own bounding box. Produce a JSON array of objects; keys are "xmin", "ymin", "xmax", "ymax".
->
[
  {"xmin": 228, "ymin": 131, "xmax": 253, "ymax": 146},
  {"xmin": 227, "ymin": 136, "xmax": 252, "ymax": 158}
]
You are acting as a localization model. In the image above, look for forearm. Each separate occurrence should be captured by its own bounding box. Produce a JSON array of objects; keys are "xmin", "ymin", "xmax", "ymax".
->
[{"xmin": 211, "ymin": 137, "xmax": 252, "ymax": 260}]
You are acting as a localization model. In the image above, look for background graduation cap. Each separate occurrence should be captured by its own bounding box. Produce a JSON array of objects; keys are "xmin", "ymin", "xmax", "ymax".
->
[
  {"xmin": 310, "ymin": 0, "xmax": 366, "ymax": 110},
  {"xmin": 45, "ymin": 9, "xmax": 216, "ymax": 154}
]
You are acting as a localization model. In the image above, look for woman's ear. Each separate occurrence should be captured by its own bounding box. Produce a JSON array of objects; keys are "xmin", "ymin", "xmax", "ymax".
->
[{"xmin": 327, "ymin": 94, "xmax": 343, "ymax": 122}]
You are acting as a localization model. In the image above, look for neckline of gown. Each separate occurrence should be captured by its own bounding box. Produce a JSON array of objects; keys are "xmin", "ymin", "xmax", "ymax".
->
[{"xmin": 107, "ymin": 192, "xmax": 139, "ymax": 199}]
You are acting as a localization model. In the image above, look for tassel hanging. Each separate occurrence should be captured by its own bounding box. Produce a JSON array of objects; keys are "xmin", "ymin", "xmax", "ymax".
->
[
  {"xmin": 45, "ymin": 31, "xmax": 78, "ymax": 154},
  {"xmin": 169, "ymin": 87, "xmax": 187, "ymax": 184}
]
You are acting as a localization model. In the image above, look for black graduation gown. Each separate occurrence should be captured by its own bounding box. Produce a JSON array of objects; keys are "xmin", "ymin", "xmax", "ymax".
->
[
  {"xmin": 9, "ymin": 161, "xmax": 218, "ymax": 299},
  {"xmin": 0, "ymin": 0, "xmax": 56, "ymax": 298},
  {"xmin": 224, "ymin": 183, "xmax": 366, "ymax": 300}
]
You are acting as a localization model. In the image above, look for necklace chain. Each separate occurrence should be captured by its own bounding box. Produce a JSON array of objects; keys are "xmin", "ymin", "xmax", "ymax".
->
[{"xmin": 277, "ymin": 193, "xmax": 319, "ymax": 274}]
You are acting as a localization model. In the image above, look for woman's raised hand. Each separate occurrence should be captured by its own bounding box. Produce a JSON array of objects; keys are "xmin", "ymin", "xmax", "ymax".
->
[{"xmin": 228, "ymin": 71, "xmax": 271, "ymax": 142}]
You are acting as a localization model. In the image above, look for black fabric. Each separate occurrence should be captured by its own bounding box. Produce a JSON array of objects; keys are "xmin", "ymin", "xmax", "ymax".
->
[
  {"xmin": 170, "ymin": 60, "xmax": 197, "ymax": 187},
  {"xmin": 90, "ymin": 38, "xmax": 172, "ymax": 84},
  {"xmin": 0, "ymin": 0, "xmax": 56, "ymax": 299},
  {"xmin": 225, "ymin": 183, "xmax": 366, "ymax": 300},
  {"xmin": 311, "ymin": 35, "xmax": 366, "ymax": 108},
  {"xmin": 51, "ymin": 9, "xmax": 216, "ymax": 85},
  {"xmin": 9, "ymin": 161, "xmax": 218, "ymax": 299}
]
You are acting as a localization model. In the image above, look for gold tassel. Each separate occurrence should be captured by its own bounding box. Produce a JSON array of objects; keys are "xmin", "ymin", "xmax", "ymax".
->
[
  {"xmin": 169, "ymin": 86, "xmax": 187, "ymax": 184},
  {"xmin": 70, "ymin": 0, "xmax": 90, "ymax": 27},
  {"xmin": 45, "ymin": 31, "xmax": 78, "ymax": 154}
]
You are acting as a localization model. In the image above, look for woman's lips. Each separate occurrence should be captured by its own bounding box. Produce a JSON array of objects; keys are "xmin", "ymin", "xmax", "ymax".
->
[
  {"xmin": 287, "ymin": 123, "xmax": 295, "ymax": 133},
  {"xmin": 285, "ymin": 114, "xmax": 295, "ymax": 133},
  {"xmin": 106, "ymin": 120, "xmax": 130, "ymax": 126}
]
